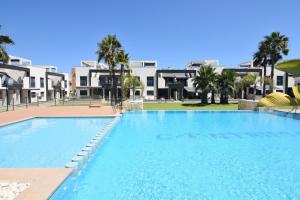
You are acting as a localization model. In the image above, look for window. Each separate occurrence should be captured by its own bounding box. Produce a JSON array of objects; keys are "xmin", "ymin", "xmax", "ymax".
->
[
  {"xmin": 135, "ymin": 90, "xmax": 140, "ymax": 96},
  {"xmin": 147, "ymin": 77, "xmax": 154, "ymax": 86},
  {"xmin": 80, "ymin": 90, "xmax": 88, "ymax": 96},
  {"xmin": 147, "ymin": 90, "xmax": 154, "ymax": 96},
  {"xmin": 144, "ymin": 62, "xmax": 155, "ymax": 67},
  {"xmin": 30, "ymin": 77, "xmax": 35, "ymax": 88},
  {"xmin": 31, "ymin": 92, "xmax": 36, "ymax": 98},
  {"xmin": 80, "ymin": 76, "xmax": 87, "ymax": 86},
  {"xmin": 0, "ymin": 91, "xmax": 2, "ymax": 99},
  {"xmin": 276, "ymin": 76, "xmax": 283, "ymax": 86},
  {"xmin": 40, "ymin": 77, "xmax": 44, "ymax": 88},
  {"xmin": 64, "ymin": 80, "xmax": 67, "ymax": 88},
  {"xmin": 40, "ymin": 92, "xmax": 45, "ymax": 97}
]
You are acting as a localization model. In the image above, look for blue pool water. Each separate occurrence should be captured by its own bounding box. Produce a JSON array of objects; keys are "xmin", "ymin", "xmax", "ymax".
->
[
  {"xmin": 51, "ymin": 111, "xmax": 300, "ymax": 199},
  {"xmin": 0, "ymin": 117, "xmax": 113, "ymax": 167}
]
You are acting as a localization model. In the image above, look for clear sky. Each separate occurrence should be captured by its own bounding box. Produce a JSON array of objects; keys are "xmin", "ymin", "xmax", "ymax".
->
[{"xmin": 1, "ymin": 0, "xmax": 300, "ymax": 73}]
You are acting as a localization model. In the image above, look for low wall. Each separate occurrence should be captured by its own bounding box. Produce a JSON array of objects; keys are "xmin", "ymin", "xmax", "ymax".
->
[
  {"xmin": 238, "ymin": 99, "xmax": 258, "ymax": 110},
  {"xmin": 123, "ymin": 99, "xmax": 143, "ymax": 111}
]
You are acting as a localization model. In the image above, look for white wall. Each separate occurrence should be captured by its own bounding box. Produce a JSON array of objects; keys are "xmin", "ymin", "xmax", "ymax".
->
[
  {"xmin": 132, "ymin": 67, "xmax": 157, "ymax": 100},
  {"xmin": 28, "ymin": 66, "xmax": 47, "ymax": 102},
  {"xmin": 61, "ymin": 72, "xmax": 70, "ymax": 97},
  {"xmin": 74, "ymin": 67, "xmax": 90, "ymax": 98}
]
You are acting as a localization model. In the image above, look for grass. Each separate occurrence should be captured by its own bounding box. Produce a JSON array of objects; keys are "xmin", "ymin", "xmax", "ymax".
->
[{"xmin": 143, "ymin": 102, "xmax": 238, "ymax": 110}]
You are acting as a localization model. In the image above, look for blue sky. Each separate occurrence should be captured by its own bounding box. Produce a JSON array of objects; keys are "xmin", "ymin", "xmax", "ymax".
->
[{"xmin": 1, "ymin": 0, "xmax": 300, "ymax": 73}]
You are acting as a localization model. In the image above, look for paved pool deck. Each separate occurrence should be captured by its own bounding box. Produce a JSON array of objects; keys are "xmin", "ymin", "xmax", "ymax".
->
[
  {"xmin": 0, "ymin": 105, "xmax": 121, "ymax": 199},
  {"xmin": 0, "ymin": 168, "xmax": 72, "ymax": 200},
  {"xmin": 0, "ymin": 105, "xmax": 120, "ymax": 126}
]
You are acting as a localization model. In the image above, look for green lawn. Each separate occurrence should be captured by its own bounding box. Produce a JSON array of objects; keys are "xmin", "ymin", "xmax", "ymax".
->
[{"xmin": 143, "ymin": 102, "xmax": 238, "ymax": 110}]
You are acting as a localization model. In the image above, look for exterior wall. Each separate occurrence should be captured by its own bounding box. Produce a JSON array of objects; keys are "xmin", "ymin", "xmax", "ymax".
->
[
  {"xmin": 0, "ymin": 89, "xmax": 5, "ymax": 106},
  {"xmin": 34, "ymin": 65, "xmax": 58, "ymax": 72},
  {"xmin": 131, "ymin": 67, "xmax": 157, "ymax": 100},
  {"xmin": 27, "ymin": 66, "xmax": 47, "ymax": 102},
  {"xmin": 73, "ymin": 67, "xmax": 90, "ymax": 98},
  {"xmin": 263, "ymin": 66, "xmax": 294, "ymax": 93},
  {"xmin": 8, "ymin": 55, "xmax": 32, "ymax": 66},
  {"xmin": 71, "ymin": 68, "xmax": 76, "ymax": 96},
  {"xmin": 238, "ymin": 99, "xmax": 258, "ymax": 110},
  {"xmin": 62, "ymin": 73, "xmax": 70, "ymax": 97}
]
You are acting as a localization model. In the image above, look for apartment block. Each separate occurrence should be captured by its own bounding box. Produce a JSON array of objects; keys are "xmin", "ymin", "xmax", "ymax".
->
[{"xmin": 0, "ymin": 56, "xmax": 69, "ymax": 107}]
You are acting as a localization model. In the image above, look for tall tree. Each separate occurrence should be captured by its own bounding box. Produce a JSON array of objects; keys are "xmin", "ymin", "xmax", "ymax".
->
[
  {"xmin": 124, "ymin": 75, "xmax": 144, "ymax": 100},
  {"xmin": 240, "ymin": 73, "xmax": 258, "ymax": 100},
  {"xmin": 217, "ymin": 70, "xmax": 236, "ymax": 104},
  {"xmin": 192, "ymin": 65, "xmax": 216, "ymax": 104},
  {"xmin": 264, "ymin": 32, "xmax": 289, "ymax": 80},
  {"xmin": 97, "ymin": 35, "xmax": 122, "ymax": 105},
  {"xmin": 117, "ymin": 50, "xmax": 130, "ymax": 109},
  {"xmin": 0, "ymin": 28, "xmax": 15, "ymax": 64},
  {"xmin": 253, "ymin": 41, "xmax": 269, "ymax": 97}
]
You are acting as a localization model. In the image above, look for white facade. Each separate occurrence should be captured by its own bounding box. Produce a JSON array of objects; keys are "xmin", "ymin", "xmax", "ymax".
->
[
  {"xmin": 0, "ymin": 65, "xmax": 30, "ymax": 106},
  {"xmin": 27, "ymin": 66, "xmax": 47, "ymax": 102},
  {"xmin": 186, "ymin": 60, "xmax": 220, "ymax": 69},
  {"xmin": 8, "ymin": 55, "xmax": 32, "ymax": 66},
  {"xmin": 1, "ymin": 56, "xmax": 69, "ymax": 108},
  {"xmin": 62, "ymin": 73, "xmax": 70, "ymax": 97},
  {"xmin": 238, "ymin": 60, "xmax": 295, "ymax": 94},
  {"xmin": 34, "ymin": 65, "xmax": 58, "ymax": 72},
  {"xmin": 80, "ymin": 60, "xmax": 108, "ymax": 69},
  {"xmin": 130, "ymin": 60, "xmax": 157, "ymax": 100},
  {"xmin": 73, "ymin": 67, "xmax": 90, "ymax": 98}
]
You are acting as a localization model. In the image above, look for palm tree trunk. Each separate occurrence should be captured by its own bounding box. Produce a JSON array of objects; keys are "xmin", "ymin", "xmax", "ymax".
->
[
  {"xmin": 224, "ymin": 91, "xmax": 229, "ymax": 104},
  {"xmin": 132, "ymin": 87, "xmax": 135, "ymax": 101},
  {"xmin": 120, "ymin": 64, "xmax": 124, "ymax": 110},
  {"xmin": 211, "ymin": 90, "xmax": 215, "ymax": 104},
  {"xmin": 253, "ymin": 84, "xmax": 257, "ymax": 100},
  {"xmin": 270, "ymin": 63, "xmax": 275, "ymax": 93},
  {"xmin": 201, "ymin": 92, "xmax": 208, "ymax": 104},
  {"xmin": 111, "ymin": 68, "xmax": 116, "ymax": 106},
  {"xmin": 263, "ymin": 65, "xmax": 266, "ymax": 97}
]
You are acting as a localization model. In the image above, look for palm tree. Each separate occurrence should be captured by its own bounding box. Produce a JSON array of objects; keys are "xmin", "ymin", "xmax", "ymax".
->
[
  {"xmin": 124, "ymin": 75, "xmax": 144, "ymax": 100},
  {"xmin": 192, "ymin": 64, "xmax": 216, "ymax": 104},
  {"xmin": 209, "ymin": 76, "xmax": 218, "ymax": 104},
  {"xmin": 97, "ymin": 35, "xmax": 122, "ymax": 105},
  {"xmin": 253, "ymin": 41, "xmax": 269, "ymax": 97},
  {"xmin": 217, "ymin": 70, "xmax": 236, "ymax": 104},
  {"xmin": 240, "ymin": 73, "xmax": 258, "ymax": 100},
  {"xmin": 117, "ymin": 50, "xmax": 130, "ymax": 109},
  {"xmin": 263, "ymin": 77, "xmax": 274, "ymax": 93},
  {"xmin": 0, "ymin": 30, "xmax": 15, "ymax": 64},
  {"xmin": 264, "ymin": 32, "xmax": 289, "ymax": 80}
]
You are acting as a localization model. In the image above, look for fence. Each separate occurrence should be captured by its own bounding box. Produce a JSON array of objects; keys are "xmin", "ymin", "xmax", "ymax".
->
[{"xmin": 0, "ymin": 97, "xmax": 122, "ymax": 112}]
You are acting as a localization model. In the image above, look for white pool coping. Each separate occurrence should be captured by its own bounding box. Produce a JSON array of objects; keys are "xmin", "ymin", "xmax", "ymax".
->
[{"xmin": 65, "ymin": 116, "xmax": 121, "ymax": 172}]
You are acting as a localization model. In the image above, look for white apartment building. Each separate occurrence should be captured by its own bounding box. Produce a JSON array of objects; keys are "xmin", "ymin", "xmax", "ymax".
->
[
  {"xmin": 35, "ymin": 65, "xmax": 58, "ymax": 72},
  {"xmin": 72, "ymin": 60, "xmax": 197, "ymax": 100},
  {"xmin": 130, "ymin": 60, "xmax": 157, "ymax": 100},
  {"xmin": 0, "ymin": 56, "xmax": 69, "ymax": 107},
  {"xmin": 71, "ymin": 58, "xmax": 300, "ymax": 101},
  {"xmin": 238, "ymin": 60, "xmax": 296, "ymax": 96},
  {"xmin": 0, "ymin": 64, "xmax": 30, "ymax": 106}
]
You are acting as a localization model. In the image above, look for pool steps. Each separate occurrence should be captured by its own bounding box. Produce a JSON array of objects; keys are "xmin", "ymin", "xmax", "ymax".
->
[{"xmin": 65, "ymin": 116, "xmax": 120, "ymax": 170}]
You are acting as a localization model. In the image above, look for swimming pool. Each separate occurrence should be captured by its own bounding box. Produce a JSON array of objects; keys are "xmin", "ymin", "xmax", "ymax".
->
[
  {"xmin": 0, "ymin": 117, "xmax": 113, "ymax": 167},
  {"xmin": 52, "ymin": 111, "xmax": 300, "ymax": 199}
]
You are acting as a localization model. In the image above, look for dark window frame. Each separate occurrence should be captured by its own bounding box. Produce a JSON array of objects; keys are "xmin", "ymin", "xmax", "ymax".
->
[
  {"xmin": 147, "ymin": 77, "xmax": 154, "ymax": 86},
  {"xmin": 276, "ymin": 76, "xmax": 283, "ymax": 86},
  {"xmin": 80, "ymin": 76, "xmax": 88, "ymax": 86},
  {"xmin": 147, "ymin": 90, "xmax": 154, "ymax": 96},
  {"xmin": 80, "ymin": 90, "xmax": 88, "ymax": 96},
  {"xmin": 40, "ymin": 77, "xmax": 44, "ymax": 88},
  {"xmin": 30, "ymin": 77, "xmax": 35, "ymax": 88}
]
